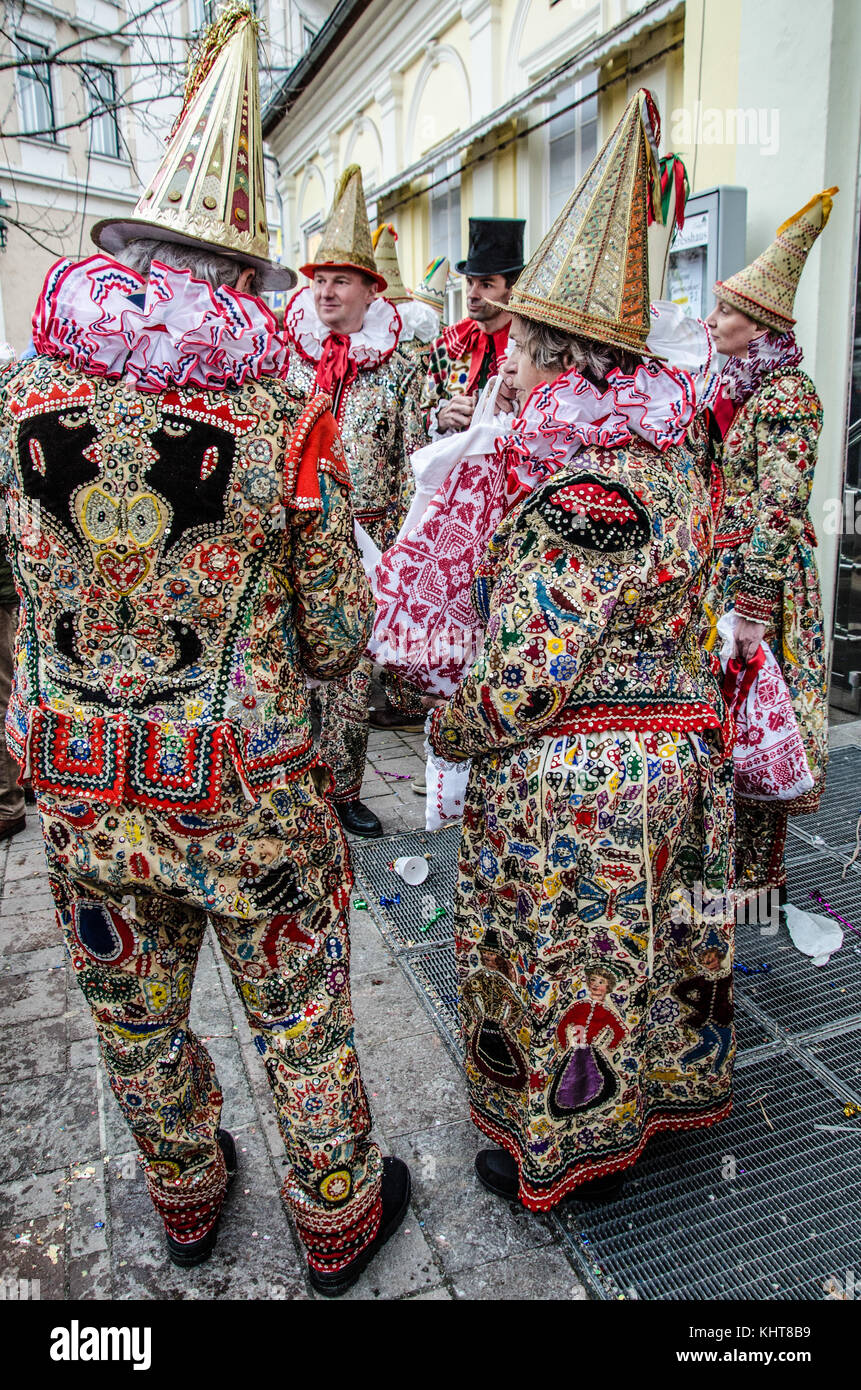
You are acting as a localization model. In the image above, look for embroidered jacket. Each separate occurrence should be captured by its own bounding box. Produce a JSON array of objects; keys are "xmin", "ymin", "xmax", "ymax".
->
[
  {"xmin": 0, "ymin": 355, "xmax": 373, "ymax": 810},
  {"xmin": 283, "ymin": 298, "xmax": 426, "ymax": 551},
  {"xmin": 285, "ymin": 348, "xmax": 425, "ymax": 549},
  {"xmin": 713, "ymin": 368, "xmax": 822, "ymax": 623},
  {"xmin": 429, "ymin": 434, "xmax": 728, "ymax": 762},
  {"xmin": 420, "ymin": 319, "xmax": 509, "ymax": 436}
]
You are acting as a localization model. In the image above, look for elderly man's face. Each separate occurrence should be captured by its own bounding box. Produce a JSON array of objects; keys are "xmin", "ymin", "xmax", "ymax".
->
[{"xmin": 313, "ymin": 268, "xmax": 375, "ymax": 335}]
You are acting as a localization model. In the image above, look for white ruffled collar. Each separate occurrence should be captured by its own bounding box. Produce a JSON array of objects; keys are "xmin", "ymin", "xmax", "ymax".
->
[
  {"xmin": 32, "ymin": 254, "xmax": 288, "ymax": 390},
  {"xmin": 502, "ymin": 302, "xmax": 719, "ymax": 494},
  {"xmin": 284, "ymin": 286, "xmax": 401, "ymax": 368}
]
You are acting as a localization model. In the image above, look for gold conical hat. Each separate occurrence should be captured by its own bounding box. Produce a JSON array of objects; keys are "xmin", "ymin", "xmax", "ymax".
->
[
  {"xmin": 372, "ymin": 224, "xmax": 410, "ymax": 301},
  {"xmin": 507, "ymin": 89, "xmax": 663, "ymax": 355},
  {"xmin": 91, "ymin": 2, "xmax": 294, "ymax": 290},
  {"xmin": 715, "ymin": 188, "xmax": 838, "ymax": 333},
  {"xmin": 300, "ymin": 165, "xmax": 386, "ymax": 291},
  {"xmin": 412, "ymin": 256, "xmax": 449, "ymax": 313}
]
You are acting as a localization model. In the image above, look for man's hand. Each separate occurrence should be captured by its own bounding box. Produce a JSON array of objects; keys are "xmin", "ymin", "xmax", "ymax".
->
[
  {"xmin": 437, "ymin": 395, "xmax": 476, "ymax": 432},
  {"xmin": 421, "ymin": 695, "xmax": 446, "ymax": 709},
  {"xmin": 733, "ymin": 617, "xmax": 767, "ymax": 664},
  {"xmin": 496, "ymin": 376, "xmax": 519, "ymax": 414}
]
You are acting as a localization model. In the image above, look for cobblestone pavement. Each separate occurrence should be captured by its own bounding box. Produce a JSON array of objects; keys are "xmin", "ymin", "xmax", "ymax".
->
[
  {"xmin": 10, "ymin": 719, "xmax": 857, "ymax": 1302},
  {"xmin": 0, "ymin": 724, "xmax": 586, "ymax": 1302}
]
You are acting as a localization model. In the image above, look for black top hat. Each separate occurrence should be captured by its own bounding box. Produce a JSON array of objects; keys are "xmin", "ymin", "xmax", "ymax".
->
[{"xmin": 455, "ymin": 217, "xmax": 525, "ymax": 276}]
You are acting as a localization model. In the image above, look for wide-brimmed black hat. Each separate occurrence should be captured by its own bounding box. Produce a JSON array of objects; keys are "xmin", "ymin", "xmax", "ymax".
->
[{"xmin": 455, "ymin": 217, "xmax": 525, "ymax": 276}]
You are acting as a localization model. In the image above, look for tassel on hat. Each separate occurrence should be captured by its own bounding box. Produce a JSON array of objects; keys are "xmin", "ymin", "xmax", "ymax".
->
[
  {"xmin": 714, "ymin": 187, "xmax": 838, "ymax": 333},
  {"xmin": 372, "ymin": 224, "xmax": 410, "ymax": 301},
  {"xmin": 91, "ymin": 1, "xmax": 294, "ymax": 290},
  {"xmin": 300, "ymin": 165, "xmax": 386, "ymax": 291},
  {"xmin": 506, "ymin": 88, "xmax": 664, "ymax": 356}
]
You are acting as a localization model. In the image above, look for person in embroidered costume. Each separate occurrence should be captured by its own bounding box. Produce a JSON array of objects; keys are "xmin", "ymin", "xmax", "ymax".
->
[
  {"xmin": 282, "ymin": 166, "xmax": 428, "ymax": 839},
  {"xmin": 0, "ymin": 3, "xmax": 411, "ymax": 1297},
  {"xmin": 427, "ymin": 90, "xmax": 735, "ymax": 1210},
  {"xmin": 703, "ymin": 188, "xmax": 836, "ymax": 907},
  {"xmin": 420, "ymin": 217, "xmax": 524, "ymax": 437}
]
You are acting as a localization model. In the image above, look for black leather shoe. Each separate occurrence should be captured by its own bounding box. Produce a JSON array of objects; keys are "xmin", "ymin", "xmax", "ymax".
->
[
  {"xmin": 308, "ymin": 1156, "xmax": 411, "ymax": 1298},
  {"xmin": 475, "ymin": 1148, "xmax": 519, "ymax": 1200},
  {"xmin": 335, "ymin": 799, "xmax": 383, "ymax": 838},
  {"xmin": 368, "ymin": 706, "xmax": 426, "ymax": 731},
  {"xmin": 165, "ymin": 1129, "xmax": 237, "ymax": 1268},
  {"xmin": 0, "ymin": 815, "xmax": 25, "ymax": 842},
  {"xmin": 568, "ymin": 1170, "xmax": 627, "ymax": 1203}
]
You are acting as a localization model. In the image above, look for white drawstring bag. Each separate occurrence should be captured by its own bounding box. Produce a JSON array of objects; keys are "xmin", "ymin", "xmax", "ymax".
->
[{"xmin": 717, "ymin": 612, "xmax": 814, "ymax": 802}]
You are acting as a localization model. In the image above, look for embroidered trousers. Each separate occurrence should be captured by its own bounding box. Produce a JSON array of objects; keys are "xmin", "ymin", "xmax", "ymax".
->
[
  {"xmin": 317, "ymin": 660, "xmax": 425, "ymax": 802},
  {"xmin": 0, "ymin": 603, "xmax": 24, "ymax": 824},
  {"xmin": 38, "ymin": 768, "xmax": 383, "ymax": 1273}
]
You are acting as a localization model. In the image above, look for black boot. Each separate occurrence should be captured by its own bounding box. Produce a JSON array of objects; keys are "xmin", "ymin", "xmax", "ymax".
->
[
  {"xmin": 475, "ymin": 1148, "xmax": 520, "ymax": 1200},
  {"xmin": 568, "ymin": 1170, "xmax": 627, "ymax": 1202},
  {"xmin": 165, "ymin": 1129, "xmax": 237, "ymax": 1268},
  {"xmin": 335, "ymin": 799, "xmax": 383, "ymax": 838},
  {"xmin": 308, "ymin": 1156, "xmax": 411, "ymax": 1298},
  {"xmin": 368, "ymin": 705, "xmax": 425, "ymax": 731}
]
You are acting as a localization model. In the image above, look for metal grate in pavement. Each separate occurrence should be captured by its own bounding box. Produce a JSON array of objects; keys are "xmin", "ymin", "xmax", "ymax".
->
[
  {"xmin": 734, "ymin": 1002, "xmax": 778, "ymax": 1052},
  {"xmin": 787, "ymin": 746, "xmax": 861, "ymax": 859},
  {"xmin": 555, "ymin": 1052, "xmax": 861, "ymax": 1301},
  {"xmin": 352, "ymin": 801, "xmax": 861, "ymax": 1300},
  {"xmin": 350, "ymin": 825, "xmax": 459, "ymax": 949},
  {"xmin": 805, "ymin": 1032, "xmax": 861, "ymax": 1100},
  {"xmin": 402, "ymin": 943, "xmax": 461, "ymax": 1048},
  {"xmin": 728, "ymin": 862, "xmax": 861, "ymax": 1035}
]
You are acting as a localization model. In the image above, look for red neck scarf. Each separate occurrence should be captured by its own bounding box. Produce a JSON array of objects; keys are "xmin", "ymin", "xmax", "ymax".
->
[
  {"xmin": 442, "ymin": 318, "xmax": 510, "ymax": 395},
  {"xmin": 314, "ymin": 332, "xmax": 358, "ymax": 399}
]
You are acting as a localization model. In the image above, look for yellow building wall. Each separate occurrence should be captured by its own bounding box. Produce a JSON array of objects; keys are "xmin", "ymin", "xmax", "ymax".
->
[{"xmin": 675, "ymin": 0, "xmax": 744, "ymax": 191}]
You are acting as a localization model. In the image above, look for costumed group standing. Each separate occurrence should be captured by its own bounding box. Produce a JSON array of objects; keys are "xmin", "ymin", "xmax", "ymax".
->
[{"xmin": 0, "ymin": 0, "xmax": 835, "ymax": 1294}]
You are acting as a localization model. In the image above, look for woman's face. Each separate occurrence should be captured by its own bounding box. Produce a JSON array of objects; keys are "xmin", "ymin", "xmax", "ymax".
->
[
  {"xmin": 504, "ymin": 319, "xmax": 569, "ymax": 402},
  {"xmin": 705, "ymin": 299, "xmax": 765, "ymax": 358}
]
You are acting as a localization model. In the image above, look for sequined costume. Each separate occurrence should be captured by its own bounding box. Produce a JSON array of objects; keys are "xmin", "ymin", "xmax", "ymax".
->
[
  {"xmin": 283, "ymin": 287, "xmax": 427, "ymax": 800},
  {"xmin": 428, "ymin": 400, "xmax": 735, "ymax": 1209},
  {"xmin": 0, "ymin": 256, "xmax": 387, "ymax": 1275},
  {"xmin": 420, "ymin": 318, "xmax": 509, "ymax": 437},
  {"xmin": 703, "ymin": 366, "xmax": 827, "ymax": 900}
]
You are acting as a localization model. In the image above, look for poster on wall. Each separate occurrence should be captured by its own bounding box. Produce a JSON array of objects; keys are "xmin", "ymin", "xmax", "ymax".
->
[{"xmin": 666, "ymin": 210, "xmax": 710, "ymax": 320}]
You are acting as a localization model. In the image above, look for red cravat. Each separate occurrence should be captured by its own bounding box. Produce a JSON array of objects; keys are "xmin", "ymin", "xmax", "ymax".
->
[{"xmin": 314, "ymin": 333, "xmax": 357, "ymax": 398}]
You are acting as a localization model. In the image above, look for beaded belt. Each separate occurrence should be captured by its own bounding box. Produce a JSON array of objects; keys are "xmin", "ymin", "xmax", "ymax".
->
[{"xmin": 714, "ymin": 518, "xmax": 817, "ymax": 549}]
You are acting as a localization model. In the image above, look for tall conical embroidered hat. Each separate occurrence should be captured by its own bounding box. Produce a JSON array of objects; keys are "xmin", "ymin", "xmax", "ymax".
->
[
  {"xmin": 372, "ymin": 224, "xmax": 410, "ymax": 301},
  {"xmin": 506, "ymin": 89, "xmax": 663, "ymax": 355},
  {"xmin": 715, "ymin": 187, "xmax": 838, "ymax": 333},
  {"xmin": 91, "ymin": 2, "xmax": 294, "ymax": 290},
  {"xmin": 412, "ymin": 256, "xmax": 450, "ymax": 315},
  {"xmin": 300, "ymin": 165, "xmax": 386, "ymax": 291}
]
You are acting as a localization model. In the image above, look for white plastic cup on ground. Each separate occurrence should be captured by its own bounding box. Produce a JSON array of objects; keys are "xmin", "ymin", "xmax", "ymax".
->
[{"xmin": 391, "ymin": 855, "xmax": 429, "ymax": 886}]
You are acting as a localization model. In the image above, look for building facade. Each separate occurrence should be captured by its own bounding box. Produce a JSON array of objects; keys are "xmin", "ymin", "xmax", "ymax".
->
[
  {"xmin": 0, "ymin": 0, "xmax": 320, "ymax": 351},
  {"xmin": 262, "ymin": 0, "xmax": 861, "ymax": 663}
]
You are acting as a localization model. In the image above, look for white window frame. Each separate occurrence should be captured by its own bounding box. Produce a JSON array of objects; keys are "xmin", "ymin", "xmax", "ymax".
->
[
  {"xmin": 17, "ymin": 36, "xmax": 57, "ymax": 142},
  {"xmin": 546, "ymin": 69, "xmax": 599, "ymax": 226},
  {"xmin": 429, "ymin": 158, "xmax": 462, "ymax": 323},
  {"xmin": 83, "ymin": 64, "xmax": 121, "ymax": 160}
]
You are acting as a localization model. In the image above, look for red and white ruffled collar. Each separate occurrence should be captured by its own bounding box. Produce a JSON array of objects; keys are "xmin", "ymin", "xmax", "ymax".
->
[
  {"xmin": 283, "ymin": 286, "xmax": 401, "ymax": 369},
  {"xmin": 503, "ymin": 312, "xmax": 718, "ymax": 496},
  {"xmin": 32, "ymin": 254, "xmax": 289, "ymax": 391}
]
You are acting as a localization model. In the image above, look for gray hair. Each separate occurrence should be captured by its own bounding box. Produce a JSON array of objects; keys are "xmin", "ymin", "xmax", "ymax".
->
[
  {"xmin": 512, "ymin": 314, "xmax": 642, "ymax": 388},
  {"xmin": 116, "ymin": 237, "xmax": 257, "ymax": 293}
]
